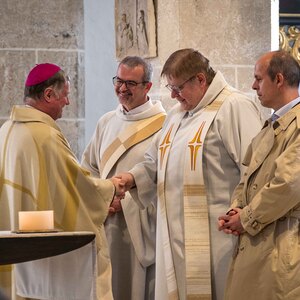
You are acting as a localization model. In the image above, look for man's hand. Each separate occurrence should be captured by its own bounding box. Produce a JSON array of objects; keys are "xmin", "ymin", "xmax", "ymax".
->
[
  {"xmin": 218, "ymin": 208, "xmax": 245, "ymax": 236},
  {"xmin": 109, "ymin": 177, "xmax": 126, "ymax": 197},
  {"xmin": 108, "ymin": 196, "xmax": 123, "ymax": 216},
  {"xmin": 113, "ymin": 172, "xmax": 136, "ymax": 191}
]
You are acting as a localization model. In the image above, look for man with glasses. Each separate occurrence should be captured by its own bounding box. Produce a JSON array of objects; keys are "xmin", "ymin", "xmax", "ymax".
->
[
  {"xmin": 116, "ymin": 48, "xmax": 263, "ymax": 300},
  {"xmin": 82, "ymin": 56, "xmax": 166, "ymax": 300}
]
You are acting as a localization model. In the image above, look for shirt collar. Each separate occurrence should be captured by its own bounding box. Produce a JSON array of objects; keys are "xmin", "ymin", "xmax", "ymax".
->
[{"xmin": 274, "ymin": 97, "xmax": 300, "ymax": 118}]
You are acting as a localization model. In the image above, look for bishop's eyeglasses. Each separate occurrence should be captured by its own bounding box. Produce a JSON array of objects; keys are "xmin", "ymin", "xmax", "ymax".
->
[{"xmin": 112, "ymin": 76, "xmax": 148, "ymax": 89}]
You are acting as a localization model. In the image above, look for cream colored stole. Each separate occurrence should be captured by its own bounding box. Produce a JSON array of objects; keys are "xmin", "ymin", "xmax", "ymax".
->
[
  {"xmin": 183, "ymin": 97, "xmax": 225, "ymax": 300},
  {"xmin": 158, "ymin": 88, "xmax": 231, "ymax": 299},
  {"xmin": 158, "ymin": 111, "xmax": 185, "ymax": 299},
  {"xmin": 100, "ymin": 113, "xmax": 165, "ymax": 178}
]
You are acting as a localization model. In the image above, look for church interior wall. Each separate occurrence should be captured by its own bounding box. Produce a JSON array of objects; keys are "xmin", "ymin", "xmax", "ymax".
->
[
  {"xmin": 0, "ymin": 0, "xmax": 277, "ymax": 158},
  {"xmin": 0, "ymin": 0, "xmax": 85, "ymax": 157}
]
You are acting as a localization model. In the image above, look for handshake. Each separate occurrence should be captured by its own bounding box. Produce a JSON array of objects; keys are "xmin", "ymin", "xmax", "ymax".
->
[{"xmin": 108, "ymin": 172, "xmax": 136, "ymax": 215}]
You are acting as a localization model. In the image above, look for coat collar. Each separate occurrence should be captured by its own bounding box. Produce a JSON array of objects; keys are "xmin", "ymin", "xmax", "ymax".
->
[
  {"xmin": 272, "ymin": 103, "xmax": 300, "ymax": 135},
  {"xmin": 245, "ymin": 103, "xmax": 300, "ymax": 178}
]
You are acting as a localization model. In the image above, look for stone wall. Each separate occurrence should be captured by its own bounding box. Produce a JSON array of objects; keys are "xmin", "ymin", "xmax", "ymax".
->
[
  {"xmin": 0, "ymin": 0, "xmax": 278, "ymax": 158},
  {"xmin": 150, "ymin": 0, "xmax": 277, "ymax": 111},
  {"xmin": 84, "ymin": 0, "xmax": 277, "ymax": 147},
  {"xmin": 0, "ymin": 0, "xmax": 84, "ymax": 157}
]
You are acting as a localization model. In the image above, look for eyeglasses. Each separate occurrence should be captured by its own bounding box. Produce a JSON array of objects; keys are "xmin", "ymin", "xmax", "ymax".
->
[
  {"xmin": 165, "ymin": 75, "xmax": 196, "ymax": 94},
  {"xmin": 112, "ymin": 76, "xmax": 148, "ymax": 89}
]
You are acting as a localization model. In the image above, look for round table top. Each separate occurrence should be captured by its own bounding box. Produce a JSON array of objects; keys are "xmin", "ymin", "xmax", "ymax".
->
[{"xmin": 0, "ymin": 231, "xmax": 95, "ymax": 265}]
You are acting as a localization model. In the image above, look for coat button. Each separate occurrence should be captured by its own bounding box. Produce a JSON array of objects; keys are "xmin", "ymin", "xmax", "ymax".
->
[
  {"xmin": 251, "ymin": 221, "xmax": 258, "ymax": 228},
  {"xmin": 252, "ymin": 184, "xmax": 257, "ymax": 190}
]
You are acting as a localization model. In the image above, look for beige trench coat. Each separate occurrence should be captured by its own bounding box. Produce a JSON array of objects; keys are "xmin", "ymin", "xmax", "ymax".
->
[{"xmin": 225, "ymin": 104, "xmax": 300, "ymax": 300}]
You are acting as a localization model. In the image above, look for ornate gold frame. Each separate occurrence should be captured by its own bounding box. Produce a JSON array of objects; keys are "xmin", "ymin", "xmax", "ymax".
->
[{"xmin": 279, "ymin": 25, "xmax": 300, "ymax": 64}]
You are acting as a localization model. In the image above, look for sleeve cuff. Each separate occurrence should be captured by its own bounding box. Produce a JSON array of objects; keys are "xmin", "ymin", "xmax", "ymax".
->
[{"xmin": 240, "ymin": 205, "xmax": 262, "ymax": 236}]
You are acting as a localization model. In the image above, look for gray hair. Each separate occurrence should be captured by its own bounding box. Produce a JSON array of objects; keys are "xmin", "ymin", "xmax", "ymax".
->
[{"xmin": 119, "ymin": 56, "xmax": 153, "ymax": 82}]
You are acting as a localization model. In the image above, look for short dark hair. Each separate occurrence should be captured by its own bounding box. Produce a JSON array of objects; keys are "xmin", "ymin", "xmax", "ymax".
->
[
  {"xmin": 119, "ymin": 56, "xmax": 153, "ymax": 82},
  {"xmin": 24, "ymin": 70, "xmax": 69, "ymax": 101},
  {"xmin": 267, "ymin": 50, "xmax": 300, "ymax": 87},
  {"xmin": 161, "ymin": 48, "xmax": 216, "ymax": 84}
]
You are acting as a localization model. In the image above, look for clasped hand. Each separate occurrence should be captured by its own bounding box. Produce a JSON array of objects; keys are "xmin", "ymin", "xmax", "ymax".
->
[
  {"xmin": 108, "ymin": 172, "xmax": 136, "ymax": 215},
  {"xmin": 218, "ymin": 208, "xmax": 245, "ymax": 236},
  {"xmin": 109, "ymin": 195, "xmax": 123, "ymax": 215},
  {"xmin": 112, "ymin": 172, "xmax": 136, "ymax": 191},
  {"xmin": 109, "ymin": 176, "xmax": 126, "ymax": 197}
]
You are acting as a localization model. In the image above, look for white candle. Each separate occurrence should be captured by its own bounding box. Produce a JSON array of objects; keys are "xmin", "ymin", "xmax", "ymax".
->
[{"xmin": 19, "ymin": 210, "xmax": 54, "ymax": 231}]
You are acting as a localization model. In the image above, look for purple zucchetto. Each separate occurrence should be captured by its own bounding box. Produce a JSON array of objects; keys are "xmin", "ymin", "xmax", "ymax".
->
[{"xmin": 25, "ymin": 63, "xmax": 61, "ymax": 87}]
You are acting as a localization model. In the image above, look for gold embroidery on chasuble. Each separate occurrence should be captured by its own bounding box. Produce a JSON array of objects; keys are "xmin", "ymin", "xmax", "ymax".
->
[
  {"xmin": 0, "ymin": 123, "xmax": 37, "ymax": 204},
  {"xmin": 159, "ymin": 124, "xmax": 173, "ymax": 170},
  {"xmin": 188, "ymin": 122, "xmax": 205, "ymax": 171}
]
